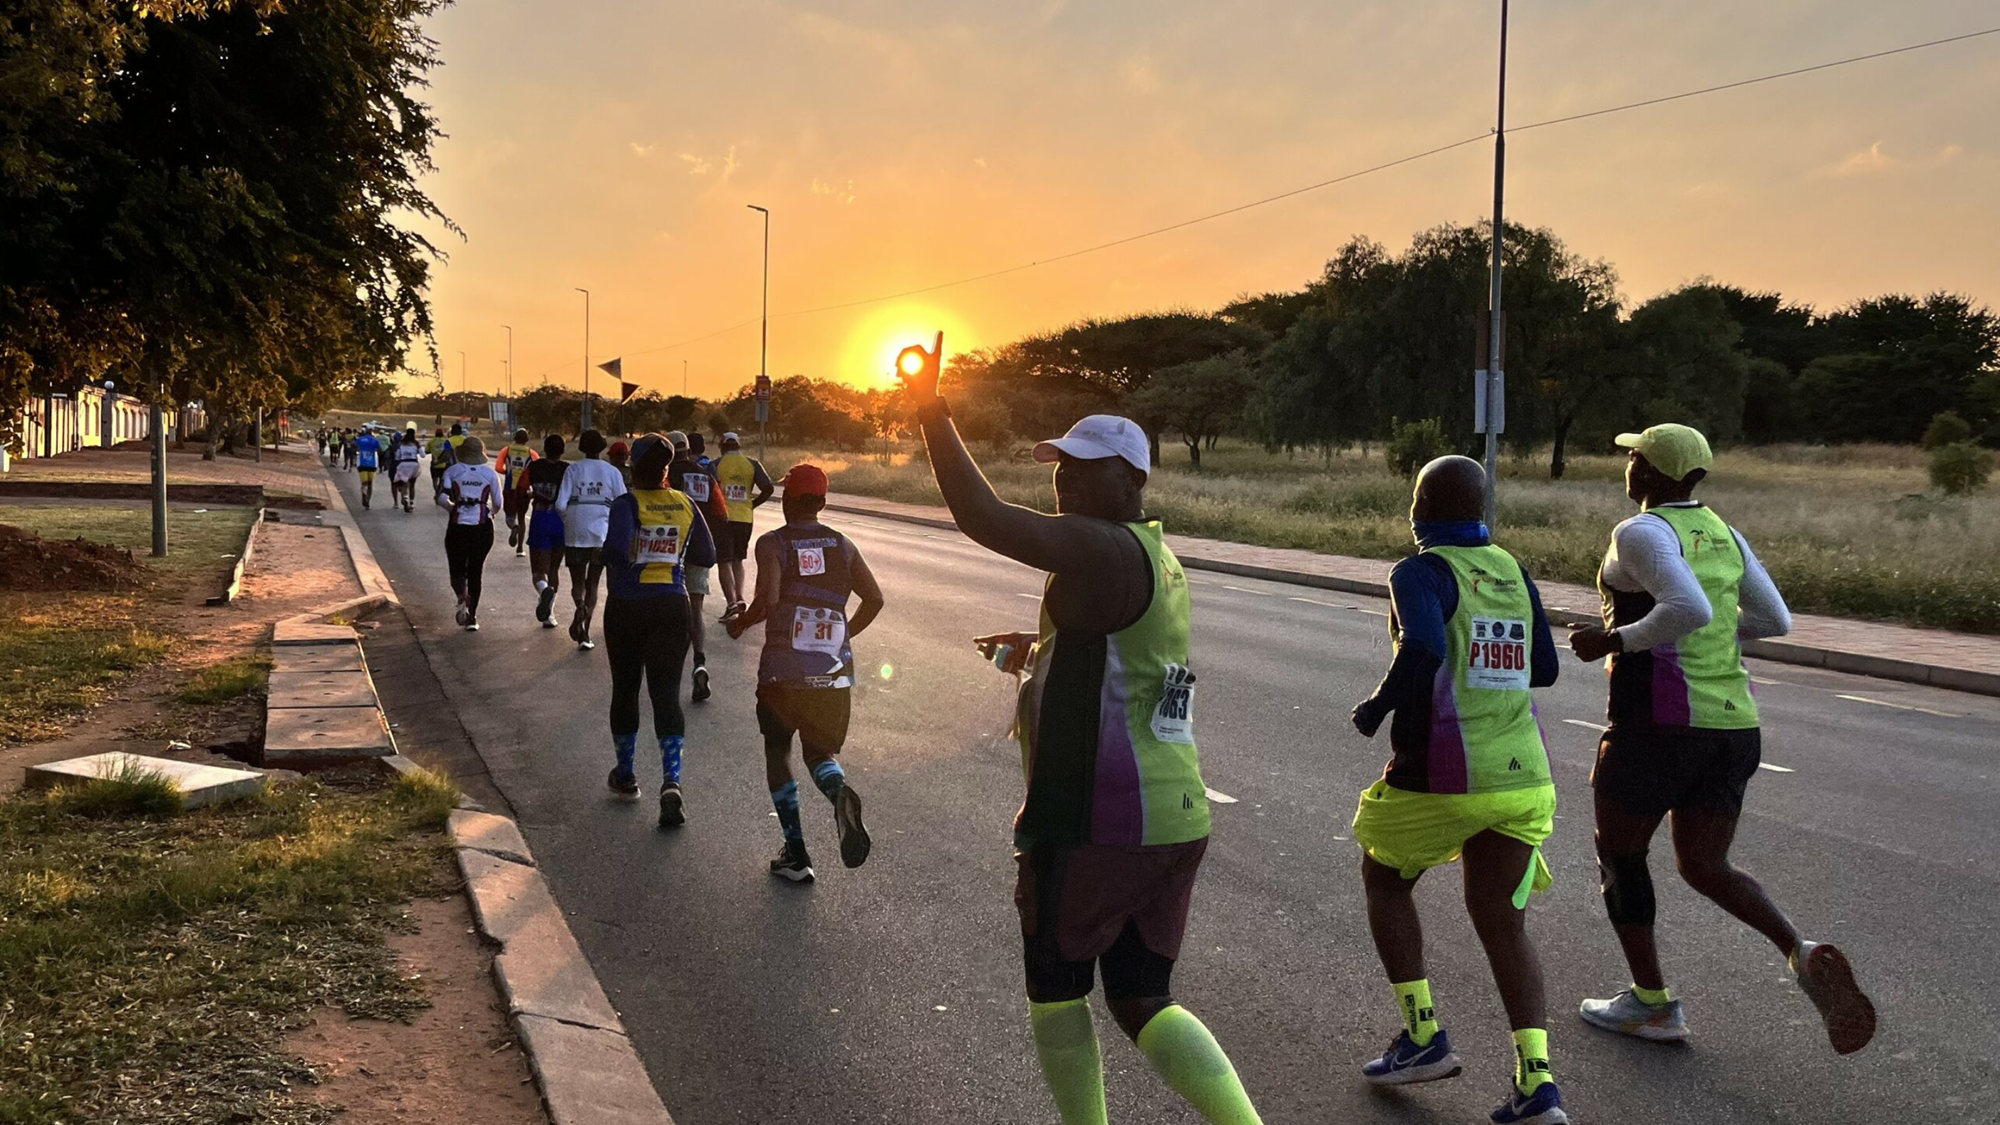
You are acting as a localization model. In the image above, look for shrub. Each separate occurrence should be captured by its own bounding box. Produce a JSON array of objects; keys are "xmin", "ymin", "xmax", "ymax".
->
[
  {"xmin": 1928, "ymin": 441, "xmax": 1993, "ymax": 496},
  {"xmin": 1920, "ymin": 410, "xmax": 1974, "ymax": 451},
  {"xmin": 1384, "ymin": 417, "xmax": 1453, "ymax": 479}
]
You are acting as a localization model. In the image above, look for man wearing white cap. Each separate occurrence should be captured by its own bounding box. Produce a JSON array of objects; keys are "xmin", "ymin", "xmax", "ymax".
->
[
  {"xmin": 899, "ymin": 334, "xmax": 1265, "ymax": 1125},
  {"xmin": 712, "ymin": 431, "xmax": 774, "ymax": 621}
]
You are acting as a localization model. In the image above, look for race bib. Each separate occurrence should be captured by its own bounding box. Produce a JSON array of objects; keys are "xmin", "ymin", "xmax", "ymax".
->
[
  {"xmin": 791, "ymin": 606, "xmax": 847, "ymax": 656},
  {"xmin": 1150, "ymin": 663, "xmax": 1196, "ymax": 744},
  {"xmin": 635, "ymin": 523, "xmax": 682, "ymax": 566},
  {"xmin": 796, "ymin": 546, "xmax": 826, "ymax": 576},
  {"xmin": 682, "ymin": 474, "xmax": 711, "ymax": 502},
  {"xmin": 1467, "ymin": 617, "xmax": 1530, "ymax": 690},
  {"xmin": 723, "ymin": 482, "xmax": 750, "ymax": 503}
]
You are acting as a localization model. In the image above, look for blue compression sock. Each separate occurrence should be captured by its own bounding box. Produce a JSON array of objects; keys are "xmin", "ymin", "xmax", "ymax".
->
[
  {"xmin": 612, "ymin": 732, "xmax": 637, "ymax": 775},
  {"xmin": 659, "ymin": 735, "xmax": 684, "ymax": 786},
  {"xmin": 809, "ymin": 759, "xmax": 846, "ymax": 802},
  {"xmin": 771, "ymin": 781, "xmax": 803, "ymax": 842}
]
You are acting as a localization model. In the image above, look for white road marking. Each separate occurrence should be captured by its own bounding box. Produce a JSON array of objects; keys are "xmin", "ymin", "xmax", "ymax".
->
[
  {"xmin": 1750, "ymin": 676, "xmax": 1787, "ymax": 686},
  {"xmin": 1016, "ymin": 593, "xmax": 1041, "ymax": 600},
  {"xmin": 1204, "ymin": 788, "xmax": 1239, "ymax": 804},
  {"xmin": 1221, "ymin": 585, "xmax": 1271, "ymax": 597},
  {"xmin": 1356, "ymin": 608, "xmax": 1390, "ymax": 618},
  {"xmin": 1758, "ymin": 762, "xmax": 1796, "ymax": 773},
  {"xmin": 1562, "ymin": 719, "xmax": 1610, "ymax": 732},
  {"xmin": 1836, "ymin": 693, "xmax": 1961, "ymax": 719},
  {"xmin": 1288, "ymin": 596, "xmax": 1345, "ymax": 609}
]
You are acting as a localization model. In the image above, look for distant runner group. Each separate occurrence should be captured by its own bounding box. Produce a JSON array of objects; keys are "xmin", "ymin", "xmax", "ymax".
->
[{"xmin": 314, "ymin": 339, "xmax": 1876, "ymax": 1124}]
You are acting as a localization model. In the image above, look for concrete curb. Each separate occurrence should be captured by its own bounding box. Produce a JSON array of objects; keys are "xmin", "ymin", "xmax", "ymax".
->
[
  {"xmin": 206, "ymin": 506, "xmax": 266, "ymax": 607},
  {"xmin": 822, "ymin": 495, "xmax": 2000, "ymax": 699}
]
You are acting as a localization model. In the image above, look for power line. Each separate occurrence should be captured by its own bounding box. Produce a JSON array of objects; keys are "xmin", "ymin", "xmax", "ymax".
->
[{"xmin": 531, "ymin": 23, "xmax": 2000, "ymax": 380}]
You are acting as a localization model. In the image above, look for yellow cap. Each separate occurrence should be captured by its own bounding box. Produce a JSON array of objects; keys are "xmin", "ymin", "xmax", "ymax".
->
[{"xmin": 1615, "ymin": 424, "xmax": 1712, "ymax": 482}]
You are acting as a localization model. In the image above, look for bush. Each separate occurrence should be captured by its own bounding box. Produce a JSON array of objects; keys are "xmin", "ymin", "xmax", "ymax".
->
[
  {"xmin": 1384, "ymin": 417, "xmax": 1453, "ymax": 478},
  {"xmin": 1921, "ymin": 410, "xmax": 1974, "ymax": 451},
  {"xmin": 1928, "ymin": 441, "xmax": 1993, "ymax": 495}
]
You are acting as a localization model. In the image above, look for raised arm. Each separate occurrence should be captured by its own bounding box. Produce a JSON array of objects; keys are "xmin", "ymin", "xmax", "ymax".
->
[{"xmin": 751, "ymin": 461, "xmax": 775, "ymax": 508}]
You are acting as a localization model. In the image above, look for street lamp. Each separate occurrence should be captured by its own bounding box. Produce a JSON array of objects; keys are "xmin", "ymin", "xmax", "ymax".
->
[
  {"xmin": 458, "ymin": 350, "xmax": 467, "ymax": 396},
  {"xmin": 747, "ymin": 204, "xmax": 769, "ymax": 459},
  {"xmin": 503, "ymin": 324, "xmax": 514, "ymax": 398},
  {"xmin": 1478, "ymin": 0, "xmax": 1510, "ymax": 527},
  {"xmin": 575, "ymin": 288, "xmax": 592, "ymax": 431}
]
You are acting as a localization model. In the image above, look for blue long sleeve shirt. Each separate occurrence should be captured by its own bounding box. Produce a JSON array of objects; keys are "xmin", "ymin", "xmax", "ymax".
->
[{"xmin": 603, "ymin": 490, "xmax": 717, "ymax": 599}]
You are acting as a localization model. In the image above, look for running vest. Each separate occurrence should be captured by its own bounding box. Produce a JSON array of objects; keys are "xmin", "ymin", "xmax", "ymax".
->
[
  {"xmin": 1600, "ymin": 504, "xmax": 1760, "ymax": 731},
  {"xmin": 1014, "ymin": 521, "xmax": 1207, "ymax": 849},
  {"xmin": 393, "ymin": 439, "xmax": 421, "ymax": 465},
  {"xmin": 626, "ymin": 489, "xmax": 697, "ymax": 587},
  {"xmin": 445, "ymin": 467, "xmax": 494, "ymax": 525},
  {"xmin": 427, "ymin": 436, "xmax": 450, "ymax": 463},
  {"xmin": 1406, "ymin": 545, "xmax": 1551, "ymax": 794},
  {"xmin": 525, "ymin": 459, "xmax": 567, "ymax": 511},
  {"xmin": 501, "ymin": 443, "xmax": 534, "ymax": 488},
  {"xmin": 716, "ymin": 451, "xmax": 758, "ymax": 523},
  {"xmin": 759, "ymin": 523, "xmax": 855, "ymax": 688}
]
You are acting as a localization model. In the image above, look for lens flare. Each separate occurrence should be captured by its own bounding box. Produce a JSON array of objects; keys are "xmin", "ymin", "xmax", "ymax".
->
[
  {"xmin": 898, "ymin": 349, "xmax": 926, "ymax": 377},
  {"xmin": 879, "ymin": 663, "xmax": 895, "ymax": 680}
]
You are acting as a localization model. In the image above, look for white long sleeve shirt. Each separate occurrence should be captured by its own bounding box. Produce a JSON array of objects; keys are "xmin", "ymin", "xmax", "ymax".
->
[
  {"xmin": 437, "ymin": 462, "xmax": 504, "ymax": 527},
  {"xmin": 1601, "ymin": 502, "xmax": 1792, "ymax": 651},
  {"xmin": 553, "ymin": 457, "xmax": 626, "ymax": 547}
]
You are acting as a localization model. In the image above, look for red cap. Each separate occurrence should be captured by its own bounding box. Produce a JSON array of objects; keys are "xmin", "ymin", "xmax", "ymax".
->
[
  {"xmin": 608, "ymin": 440, "xmax": 629, "ymax": 459},
  {"xmin": 783, "ymin": 464, "xmax": 829, "ymax": 496}
]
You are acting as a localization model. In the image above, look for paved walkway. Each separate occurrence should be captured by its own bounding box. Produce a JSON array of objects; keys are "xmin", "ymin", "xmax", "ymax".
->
[
  {"xmin": 3, "ymin": 444, "xmax": 339, "ymax": 506},
  {"xmin": 823, "ymin": 491, "xmax": 2000, "ymax": 692}
]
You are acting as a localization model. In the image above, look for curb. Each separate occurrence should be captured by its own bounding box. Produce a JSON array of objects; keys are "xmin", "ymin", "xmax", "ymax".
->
[
  {"xmin": 206, "ymin": 506, "xmax": 267, "ymax": 606},
  {"xmin": 822, "ymin": 495, "xmax": 2000, "ymax": 699}
]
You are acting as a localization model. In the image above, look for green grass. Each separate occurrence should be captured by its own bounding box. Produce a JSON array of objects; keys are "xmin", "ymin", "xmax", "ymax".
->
[
  {"xmin": 766, "ymin": 438, "xmax": 2000, "ymax": 634},
  {"xmin": 44, "ymin": 760, "xmax": 187, "ymax": 820},
  {"xmin": 0, "ymin": 778, "xmax": 449, "ymax": 1124},
  {"xmin": 0, "ymin": 597, "xmax": 176, "ymax": 743},
  {"xmin": 0, "ymin": 503, "xmax": 258, "ymax": 584},
  {"xmin": 387, "ymin": 765, "xmax": 460, "ymax": 831},
  {"xmin": 178, "ymin": 653, "xmax": 274, "ymax": 705}
]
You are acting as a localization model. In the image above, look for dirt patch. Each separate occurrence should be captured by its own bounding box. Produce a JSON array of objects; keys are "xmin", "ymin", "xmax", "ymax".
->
[
  {"xmin": 0, "ymin": 522, "xmax": 153, "ymax": 591},
  {"xmin": 285, "ymin": 893, "xmax": 548, "ymax": 1125}
]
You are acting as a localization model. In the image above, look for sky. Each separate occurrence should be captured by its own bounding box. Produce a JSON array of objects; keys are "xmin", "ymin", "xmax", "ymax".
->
[{"xmin": 403, "ymin": 0, "xmax": 2000, "ymax": 400}]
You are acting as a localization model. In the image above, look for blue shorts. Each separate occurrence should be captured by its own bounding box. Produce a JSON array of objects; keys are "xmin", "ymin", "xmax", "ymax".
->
[{"xmin": 527, "ymin": 510, "xmax": 566, "ymax": 552}]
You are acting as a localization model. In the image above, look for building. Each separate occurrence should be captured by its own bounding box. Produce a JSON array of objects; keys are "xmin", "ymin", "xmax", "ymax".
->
[{"xmin": 7, "ymin": 388, "xmax": 207, "ymax": 465}]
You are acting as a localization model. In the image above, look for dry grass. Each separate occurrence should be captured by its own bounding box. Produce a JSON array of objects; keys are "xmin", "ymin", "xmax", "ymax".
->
[{"xmin": 768, "ymin": 439, "xmax": 2000, "ymax": 634}]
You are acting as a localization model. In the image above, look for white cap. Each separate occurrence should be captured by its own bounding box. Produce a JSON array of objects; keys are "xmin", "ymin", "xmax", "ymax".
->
[
  {"xmin": 665, "ymin": 430, "xmax": 689, "ymax": 449},
  {"xmin": 1033, "ymin": 414, "xmax": 1150, "ymax": 477},
  {"xmin": 722, "ymin": 431, "xmax": 740, "ymax": 445}
]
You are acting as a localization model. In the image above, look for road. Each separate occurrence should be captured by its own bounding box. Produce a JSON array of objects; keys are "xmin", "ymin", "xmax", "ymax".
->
[{"xmin": 336, "ymin": 465, "xmax": 1998, "ymax": 1124}]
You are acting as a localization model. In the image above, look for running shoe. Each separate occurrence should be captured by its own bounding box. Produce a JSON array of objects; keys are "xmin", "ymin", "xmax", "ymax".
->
[
  {"xmin": 1361, "ymin": 1029, "xmax": 1462, "ymax": 1086},
  {"xmin": 606, "ymin": 767, "xmax": 639, "ymax": 798},
  {"xmin": 1794, "ymin": 941, "xmax": 1876, "ymax": 1054},
  {"xmin": 464, "ymin": 615, "xmax": 479, "ymax": 632},
  {"xmin": 720, "ymin": 602, "xmax": 746, "ymax": 623},
  {"xmin": 1579, "ymin": 989, "xmax": 1689, "ymax": 1042},
  {"xmin": 658, "ymin": 785, "xmax": 685, "ymax": 828},
  {"xmin": 833, "ymin": 785, "xmax": 870, "ymax": 869},
  {"xmin": 535, "ymin": 586, "xmax": 556, "ymax": 624},
  {"xmin": 454, "ymin": 600, "xmax": 471, "ymax": 628},
  {"xmin": 691, "ymin": 665, "xmax": 711, "ymax": 703},
  {"xmin": 1490, "ymin": 1082, "xmax": 1568, "ymax": 1124},
  {"xmin": 568, "ymin": 611, "xmax": 587, "ymax": 646},
  {"xmin": 769, "ymin": 840, "xmax": 815, "ymax": 883}
]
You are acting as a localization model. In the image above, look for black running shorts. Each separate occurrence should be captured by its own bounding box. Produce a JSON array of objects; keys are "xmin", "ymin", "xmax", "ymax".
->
[
  {"xmin": 1592, "ymin": 727, "xmax": 1762, "ymax": 819},
  {"xmin": 724, "ymin": 520, "xmax": 754, "ymax": 563}
]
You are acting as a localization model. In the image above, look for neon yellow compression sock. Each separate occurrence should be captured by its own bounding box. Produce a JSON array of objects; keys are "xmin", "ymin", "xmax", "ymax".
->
[
  {"xmin": 1392, "ymin": 979, "xmax": 1440, "ymax": 1046},
  {"xmin": 1632, "ymin": 982, "xmax": 1672, "ymax": 1007},
  {"xmin": 1134, "ymin": 1005, "xmax": 1264, "ymax": 1125},
  {"xmin": 1513, "ymin": 1027, "xmax": 1552, "ymax": 1093},
  {"xmin": 1029, "ymin": 999, "xmax": 1106, "ymax": 1125}
]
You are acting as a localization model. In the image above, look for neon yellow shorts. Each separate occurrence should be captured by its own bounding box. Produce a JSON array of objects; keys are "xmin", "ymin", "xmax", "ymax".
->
[
  {"xmin": 357, "ymin": 469, "xmax": 376, "ymax": 483},
  {"xmin": 1351, "ymin": 780, "xmax": 1556, "ymax": 900}
]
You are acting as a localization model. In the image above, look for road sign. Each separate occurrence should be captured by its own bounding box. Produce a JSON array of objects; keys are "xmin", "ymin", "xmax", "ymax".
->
[
  {"xmin": 754, "ymin": 399, "xmax": 769, "ymax": 423},
  {"xmin": 754, "ymin": 374, "xmax": 772, "ymax": 401},
  {"xmin": 486, "ymin": 400, "xmax": 510, "ymax": 424}
]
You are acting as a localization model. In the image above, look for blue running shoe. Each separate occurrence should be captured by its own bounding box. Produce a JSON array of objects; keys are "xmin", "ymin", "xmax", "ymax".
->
[
  {"xmin": 1361, "ymin": 1029, "xmax": 1463, "ymax": 1086},
  {"xmin": 1491, "ymin": 1081, "xmax": 1568, "ymax": 1124}
]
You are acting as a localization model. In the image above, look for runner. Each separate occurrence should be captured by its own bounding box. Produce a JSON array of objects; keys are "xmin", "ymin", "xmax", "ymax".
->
[
  {"xmin": 341, "ymin": 428, "xmax": 357, "ymax": 471},
  {"xmin": 496, "ymin": 428, "xmax": 538, "ymax": 556},
  {"xmin": 607, "ymin": 439, "xmax": 632, "ymax": 489},
  {"xmin": 899, "ymin": 335, "xmax": 1266, "ymax": 1125},
  {"xmin": 436, "ymin": 435, "xmax": 503, "ymax": 632},
  {"xmin": 525, "ymin": 433, "xmax": 570, "ymax": 628},
  {"xmin": 426, "ymin": 427, "xmax": 452, "ymax": 498},
  {"xmin": 391, "ymin": 426, "xmax": 423, "ymax": 513},
  {"xmin": 724, "ymin": 463, "xmax": 882, "ymax": 881},
  {"xmin": 353, "ymin": 425, "xmax": 383, "ymax": 510},
  {"xmin": 713, "ymin": 431, "xmax": 774, "ymax": 620},
  {"xmin": 601, "ymin": 438, "xmax": 717, "ymax": 825},
  {"xmin": 554, "ymin": 429, "xmax": 627, "ymax": 651},
  {"xmin": 1569, "ymin": 423, "xmax": 1875, "ymax": 1054},
  {"xmin": 666, "ymin": 431, "xmax": 728, "ymax": 702},
  {"xmin": 1347, "ymin": 455, "xmax": 1567, "ymax": 1124}
]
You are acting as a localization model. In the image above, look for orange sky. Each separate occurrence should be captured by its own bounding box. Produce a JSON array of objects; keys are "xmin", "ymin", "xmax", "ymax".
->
[{"xmin": 403, "ymin": 1, "xmax": 2000, "ymax": 400}]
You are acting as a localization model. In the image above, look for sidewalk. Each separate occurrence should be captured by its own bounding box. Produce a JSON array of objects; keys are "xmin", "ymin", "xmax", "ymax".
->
[
  {"xmin": 823, "ymin": 491, "xmax": 2000, "ymax": 697},
  {"xmin": 1, "ymin": 442, "xmax": 341, "ymax": 506}
]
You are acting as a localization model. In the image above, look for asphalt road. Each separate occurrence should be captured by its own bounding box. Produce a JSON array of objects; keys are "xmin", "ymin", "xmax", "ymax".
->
[{"xmin": 336, "ymin": 464, "xmax": 1999, "ymax": 1124}]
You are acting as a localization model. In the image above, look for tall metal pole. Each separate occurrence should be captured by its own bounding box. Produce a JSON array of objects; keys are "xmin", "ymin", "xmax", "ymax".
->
[
  {"xmin": 150, "ymin": 376, "xmax": 168, "ymax": 557},
  {"xmin": 254, "ymin": 406, "xmax": 263, "ymax": 463},
  {"xmin": 683, "ymin": 359, "xmax": 688, "ymax": 396},
  {"xmin": 576, "ymin": 288, "xmax": 592, "ymax": 432},
  {"xmin": 504, "ymin": 324, "xmax": 514, "ymax": 397},
  {"xmin": 748, "ymin": 204, "xmax": 769, "ymax": 461},
  {"xmin": 459, "ymin": 350, "xmax": 467, "ymax": 395},
  {"xmin": 1482, "ymin": 0, "xmax": 1509, "ymax": 528}
]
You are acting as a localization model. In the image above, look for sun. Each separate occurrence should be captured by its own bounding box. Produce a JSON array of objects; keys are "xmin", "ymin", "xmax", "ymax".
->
[{"xmin": 840, "ymin": 303, "xmax": 969, "ymax": 389}]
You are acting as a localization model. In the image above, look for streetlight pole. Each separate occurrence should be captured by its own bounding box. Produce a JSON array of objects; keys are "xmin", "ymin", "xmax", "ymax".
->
[
  {"xmin": 683, "ymin": 359, "xmax": 688, "ymax": 397},
  {"xmin": 575, "ymin": 288, "xmax": 592, "ymax": 432},
  {"xmin": 747, "ymin": 204, "xmax": 769, "ymax": 461},
  {"xmin": 459, "ymin": 350, "xmax": 467, "ymax": 396},
  {"xmin": 1480, "ymin": 0, "xmax": 1509, "ymax": 528},
  {"xmin": 503, "ymin": 324, "xmax": 514, "ymax": 398}
]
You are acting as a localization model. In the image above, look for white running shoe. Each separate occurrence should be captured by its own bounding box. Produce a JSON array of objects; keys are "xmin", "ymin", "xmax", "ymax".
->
[{"xmin": 1580, "ymin": 988, "xmax": 1690, "ymax": 1042}]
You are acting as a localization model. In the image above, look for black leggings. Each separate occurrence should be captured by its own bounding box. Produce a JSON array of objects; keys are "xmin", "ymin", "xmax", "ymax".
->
[
  {"xmin": 605, "ymin": 595, "xmax": 691, "ymax": 738},
  {"xmin": 445, "ymin": 521, "xmax": 494, "ymax": 611}
]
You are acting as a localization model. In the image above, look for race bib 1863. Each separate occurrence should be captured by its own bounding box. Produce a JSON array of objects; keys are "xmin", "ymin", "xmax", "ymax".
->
[
  {"xmin": 1150, "ymin": 663, "xmax": 1196, "ymax": 744},
  {"xmin": 1467, "ymin": 617, "xmax": 1530, "ymax": 690}
]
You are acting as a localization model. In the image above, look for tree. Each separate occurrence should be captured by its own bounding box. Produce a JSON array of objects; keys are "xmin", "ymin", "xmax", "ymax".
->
[
  {"xmin": 1799, "ymin": 293, "xmax": 2000, "ymax": 443},
  {"xmin": 1127, "ymin": 352, "xmax": 1257, "ymax": 466}
]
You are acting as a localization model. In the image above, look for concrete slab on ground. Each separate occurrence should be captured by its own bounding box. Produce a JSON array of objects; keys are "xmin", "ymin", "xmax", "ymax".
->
[
  {"xmin": 24, "ymin": 752, "xmax": 264, "ymax": 810},
  {"xmin": 266, "ymin": 670, "xmax": 376, "ymax": 709},
  {"xmin": 273, "ymin": 620, "xmax": 356, "ymax": 645},
  {"xmin": 449, "ymin": 808, "xmax": 534, "ymax": 865},
  {"xmin": 270, "ymin": 643, "xmax": 366, "ymax": 676},
  {"xmin": 458, "ymin": 848, "xmax": 621, "ymax": 1030},
  {"xmin": 262, "ymin": 706, "xmax": 392, "ymax": 762},
  {"xmin": 514, "ymin": 1014, "xmax": 675, "ymax": 1125}
]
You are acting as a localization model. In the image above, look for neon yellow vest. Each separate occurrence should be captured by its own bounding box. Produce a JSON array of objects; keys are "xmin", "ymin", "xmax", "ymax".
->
[
  {"xmin": 1604, "ymin": 505, "xmax": 1759, "ymax": 730},
  {"xmin": 502, "ymin": 443, "xmax": 534, "ymax": 488},
  {"xmin": 1427, "ymin": 545, "xmax": 1551, "ymax": 793},
  {"xmin": 716, "ymin": 451, "xmax": 758, "ymax": 523},
  {"xmin": 628, "ymin": 489, "xmax": 697, "ymax": 586}
]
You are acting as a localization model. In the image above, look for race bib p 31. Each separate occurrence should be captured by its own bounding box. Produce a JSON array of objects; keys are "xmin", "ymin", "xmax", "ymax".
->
[{"xmin": 791, "ymin": 606, "xmax": 847, "ymax": 656}]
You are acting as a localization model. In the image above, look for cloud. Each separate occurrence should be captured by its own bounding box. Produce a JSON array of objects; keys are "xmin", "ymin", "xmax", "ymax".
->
[
  {"xmin": 1835, "ymin": 141, "xmax": 1893, "ymax": 176},
  {"xmin": 678, "ymin": 152, "xmax": 712, "ymax": 175},
  {"xmin": 1938, "ymin": 143, "xmax": 1964, "ymax": 163},
  {"xmin": 630, "ymin": 142, "xmax": 656, "ymax": 159},
  {"xmin": 811, "ymin": 177, "xmax": 857, "ymax": 204},
  {"xmin": 721, "ymin": 145, "xmax": 739, "ymax": 180}
]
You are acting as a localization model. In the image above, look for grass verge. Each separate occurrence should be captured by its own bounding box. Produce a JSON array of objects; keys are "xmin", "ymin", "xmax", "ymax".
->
[
  {"xmin": 0, "ymin": 596, "xmax": 175, "ymax": 743},
  {"xmin": 179, "ymin": 653, "xmax": 274, "ymax": 705},
  {"xmin": 0, "ymin": 504, "xmax": 257, "ymax": 585},
  {"xmin": 0, "ymin": 776, "xmax": 449, "ymax": 1124}
]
